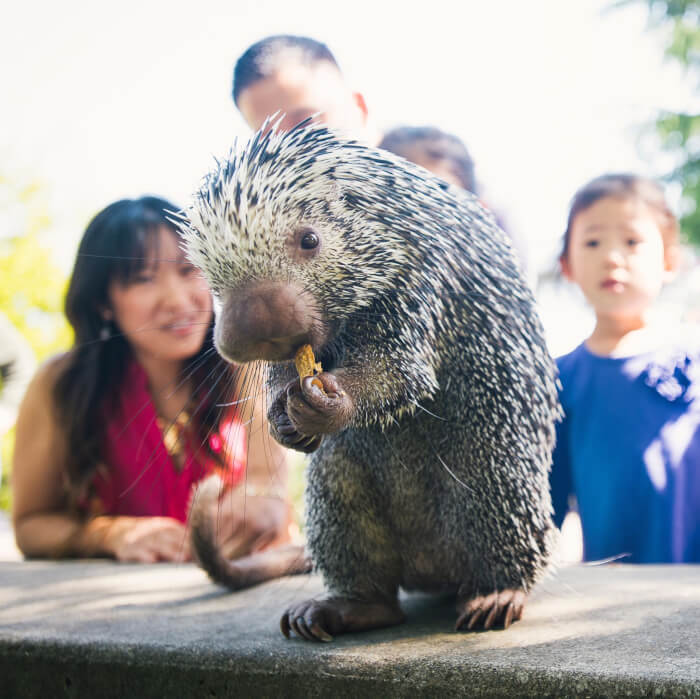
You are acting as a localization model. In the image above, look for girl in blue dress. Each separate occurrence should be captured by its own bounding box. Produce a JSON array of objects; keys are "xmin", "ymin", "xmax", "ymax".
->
[{"xmin": 552, "ymin": 173, "xmax": 700, "ymax": 563}]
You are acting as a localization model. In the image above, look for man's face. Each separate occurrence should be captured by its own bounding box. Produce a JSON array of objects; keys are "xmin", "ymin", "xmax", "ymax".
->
[{"xmin": 237, "ymin": 61, "xmax": 370, "ymax": 141}]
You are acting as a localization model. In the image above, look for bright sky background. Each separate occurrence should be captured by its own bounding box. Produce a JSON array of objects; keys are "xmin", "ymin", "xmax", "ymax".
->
[{"xmin": 2, "ymin": 0, "xmax": 696, "ymax": 315}]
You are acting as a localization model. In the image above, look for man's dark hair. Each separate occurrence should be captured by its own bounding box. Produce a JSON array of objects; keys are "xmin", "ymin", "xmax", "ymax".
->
[
  {"xmin": 379, "ymin": 126, "xmax": 477, "ymax": 194},
  {"xmin": 233, "ymin": 35, "xmax": 340, "ymax": 105}
]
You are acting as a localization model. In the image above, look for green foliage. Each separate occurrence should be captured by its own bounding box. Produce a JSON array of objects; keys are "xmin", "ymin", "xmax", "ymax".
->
[
  {"xmin": 1, "ymin": 431, "xmax": 14, "ymax": 511},
  {"xmin": 0, "ymin": 176, "xmax": 72, "ymax": 360},
  {"xmin": 612, "ymin": 0, "xmax": 699, "ymax": 65},
  {"xmin": 655, "ymin": 110, "xmax": 700, "ymax": 244},
  {"xmin": 613, "ymin": 0, "xmax": 700, "ymax": 245},
  {"xmin": 0, "ymin": 172, "xmax": 72, "ymax": 510}
]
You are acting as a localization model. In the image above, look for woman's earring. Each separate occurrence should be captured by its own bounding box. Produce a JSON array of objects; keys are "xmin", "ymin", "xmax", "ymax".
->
[
  {"xmin": 99, "ymin": 322, "xmax": 111, "ymax": 341},
  {"xmin": 100, "ymin": 310, "xmax": 113, "ymax": 341}
]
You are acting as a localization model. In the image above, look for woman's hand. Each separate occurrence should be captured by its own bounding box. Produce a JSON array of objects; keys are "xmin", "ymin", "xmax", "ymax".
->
[{"xmin": 101, "ymin": 516, "xmax": 192, "ymax": 563}]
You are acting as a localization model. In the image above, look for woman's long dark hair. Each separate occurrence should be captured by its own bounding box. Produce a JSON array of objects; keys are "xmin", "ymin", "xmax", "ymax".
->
[{"xmin": 54, "ymin": 196, "xmax": 232, "ymax": 499}]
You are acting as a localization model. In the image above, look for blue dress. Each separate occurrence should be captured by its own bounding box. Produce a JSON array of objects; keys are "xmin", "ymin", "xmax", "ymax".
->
[{"xmin": 551, "ymin": 339, "xmax": 700, "ymax": 563}]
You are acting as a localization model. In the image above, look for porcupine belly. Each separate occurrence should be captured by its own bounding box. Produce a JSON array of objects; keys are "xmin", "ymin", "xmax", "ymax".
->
[{"xmin": 304, "ymin": 403, "xmax": 476, "ymax": 597}]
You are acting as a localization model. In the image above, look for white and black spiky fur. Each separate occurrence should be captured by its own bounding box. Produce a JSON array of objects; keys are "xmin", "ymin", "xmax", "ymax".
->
[{"xmin": 180, "ymin": 120, "xmax": 561, "ymax": 621}]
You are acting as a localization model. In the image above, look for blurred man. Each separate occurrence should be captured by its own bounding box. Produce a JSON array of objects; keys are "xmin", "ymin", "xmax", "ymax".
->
[{"xmin": 233, "ymin": 35, "xmax": 379, "ymax": 144}]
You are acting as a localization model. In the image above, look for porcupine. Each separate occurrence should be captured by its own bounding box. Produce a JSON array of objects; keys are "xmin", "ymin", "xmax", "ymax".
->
[{"xmin": 179, "ymin": 118, "xmax": 561, "ymax": 641}]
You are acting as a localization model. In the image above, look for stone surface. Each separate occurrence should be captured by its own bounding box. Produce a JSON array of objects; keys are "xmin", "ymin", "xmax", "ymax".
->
[
  {"xmin": 0, "ymin": 512, "xmax": 21, "ymax": 562},
  {"xmin": 1, "ymin": 560, "xmax": 699, "ymax": 697}
]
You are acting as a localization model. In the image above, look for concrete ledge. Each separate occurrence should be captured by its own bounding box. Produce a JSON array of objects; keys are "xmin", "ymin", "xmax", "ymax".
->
[{"xmin": 1, "ymin": 562, "xmax": 699, "ymax": 697}]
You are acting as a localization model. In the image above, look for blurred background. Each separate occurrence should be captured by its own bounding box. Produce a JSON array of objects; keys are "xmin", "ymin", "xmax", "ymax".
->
[{"xmin": 1, "ymin": 0, "xmax": 698, "ymax": 508}]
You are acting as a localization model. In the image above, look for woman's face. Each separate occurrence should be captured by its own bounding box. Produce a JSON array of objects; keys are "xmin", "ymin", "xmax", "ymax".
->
[{"xmin": 107, "ymin": 226, "xmax": 213, "ymax": 363}]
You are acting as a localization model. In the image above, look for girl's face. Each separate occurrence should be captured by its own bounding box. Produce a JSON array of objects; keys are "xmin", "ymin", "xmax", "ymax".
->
[
  {"xmin": 107, "ymin": 226, "xmax": 213, "ymax": 364},
  {"xmin": 561, "ymin": 196, "xmax": 674, "ymax": 320}
]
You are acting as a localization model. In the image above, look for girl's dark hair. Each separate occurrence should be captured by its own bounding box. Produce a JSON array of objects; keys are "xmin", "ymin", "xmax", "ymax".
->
[
  {"xmin": 54, "ymin": 196, "xmax": 228, "ymax": 499},
  {"xmin": 561, "ymin": 173, "xmax": 679, "ymax": 259},
  {"xmin": 378, "ymin": 126, "xmax": 477, "ymax": 194}
]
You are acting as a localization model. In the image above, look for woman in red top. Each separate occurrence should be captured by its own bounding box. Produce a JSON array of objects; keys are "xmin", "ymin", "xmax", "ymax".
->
[{"xmin": 12, "ymin": 196, "xmax": 293, "ymax": 562}]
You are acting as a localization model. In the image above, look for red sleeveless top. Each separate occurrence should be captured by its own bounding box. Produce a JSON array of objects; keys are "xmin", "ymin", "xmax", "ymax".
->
[{"xmin": 86, "ymin": 361, "xmax": 246, "ymax": 522}]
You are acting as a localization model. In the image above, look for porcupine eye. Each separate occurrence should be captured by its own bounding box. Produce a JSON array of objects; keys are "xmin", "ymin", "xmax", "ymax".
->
[
  {"xmin": 300, "ymin": 231, "xmax": 319, "ymax": 250},
  {"xmin": 289, "ymin": 227, "xmax": 321, "ymax": 262}
]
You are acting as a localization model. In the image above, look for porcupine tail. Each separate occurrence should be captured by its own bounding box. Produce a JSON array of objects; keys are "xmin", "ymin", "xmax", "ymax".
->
[{"xmin": 189, "ymin": 475, "xmax": 312, "ymax": 590}]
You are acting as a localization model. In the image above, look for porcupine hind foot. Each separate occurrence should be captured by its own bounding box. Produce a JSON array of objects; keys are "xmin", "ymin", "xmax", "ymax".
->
[
  {"xmin": 455, "ymin": 589, "xmax": 527, "ymax": 631},
  {"xmin": 280, "ymin": 597, "xmax": 406, "ymax": 642}
]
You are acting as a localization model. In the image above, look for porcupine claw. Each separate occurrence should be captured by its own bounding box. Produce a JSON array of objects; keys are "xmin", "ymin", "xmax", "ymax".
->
[
  {"xmin": 280, "ymin": 597, "xmax": 405, "ymax": 642},
  {"xmin": 455, "ymin": 589, "xmax": 526, "ymax": 631},
  {"xmin": 267, "ymin": 379, "xmax": 324, "ymax": 453},
  {"xmin": 286, "ymin": 372, "xmax": 353, "ymax": 435}
]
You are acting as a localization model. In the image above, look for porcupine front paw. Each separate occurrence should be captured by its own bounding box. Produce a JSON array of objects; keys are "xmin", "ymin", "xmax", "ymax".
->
[
  {"xmin": 455, "ymin": 589, "xmax": 527, "ymax": 631},
  {"xmin": 280, "ymin": 597, "xmax": 405, "ymax": 642},
  {"xmin": 287, "ymin": 372, "xmax": 353, "ymax": 433},
  {"xmin": 268, "ymin": 380, "xmax": 323, "ymax": 453}
]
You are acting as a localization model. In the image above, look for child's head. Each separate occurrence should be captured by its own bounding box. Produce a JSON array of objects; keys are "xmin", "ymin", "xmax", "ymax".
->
[
  {"xmin": 378, "ymin": 126, "xmax": 477, "ymax": 193},
  {"xmin": 66, "ymin": 196, "xmax": 212, "ymax": 362},
  {"xmin": 233, "ymin": 35, "xmax": 371, "ymax": 140},
  {"xmin": 560, "ymin": 174, "xmax": 680, "ymax": 319}
]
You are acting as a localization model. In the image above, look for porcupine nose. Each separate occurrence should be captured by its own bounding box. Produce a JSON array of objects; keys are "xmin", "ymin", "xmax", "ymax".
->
[{"xmin": 214, "ymin": 282, "xmax": 317, "ymax": 363}]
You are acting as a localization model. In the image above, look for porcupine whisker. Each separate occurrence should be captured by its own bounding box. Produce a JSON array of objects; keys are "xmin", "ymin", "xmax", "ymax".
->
[
  {"xmin": 534, "ymin": 554, "xmax": 631, "ymax": 612},
  {"xmin": 72, "ymin": 317, "xmax": 214, "ymax": 350},
  {"xmin": 121, "ymin": 350, "xmax": 223, "ymax": 493},
  {"xmin": 248, "ymin": 361, "xmax": 277, "ymax": 487},
  {"xmin": 259, "ymin": 363, "xmax": 284, "ymax": 489},
  {"xmin": 580, "ymin": 553, "xmax": 631, "ymax": 566},
  {"xmin": 119, "ymin": 351, "xmax": 231, "ymax": 498},
  {"xmin": 381, "ymin": 430, "xmax": 410, "ymax": 472},
  {"xmin": 77, "ymin": 253, "xmax": 185, "ymax": 262},
  {"xmin": 247, "ymin": 360, "xmax": 288, "ymax": 499},
  {"xmin": 127, "ymin": 368, "xmax": 232, "ymax": 561},
  {"xmin": 215, "ymin": 395, "xmax": 254, "ymax": 408},
  {"xmin": 226, "ymin": 362, "xmax": 265, "ymax": 539},
  {"xmin": 410, "ymin": 400, "xmax": 448, "ymax": 421},
  {"xmin": 263, "ymin": 366, "xmax": 288, "ymax": 497},
  {"xmin": 138, "ymin": 355, "xmax": 233, "ymax": 504},
  {"xmin": 111, "ymin": 346, "xmax": 217, "ymax": 442},
  {"xmin": 251, "ymin": 358, "xmax": 307, "ymax": 578},
  {"xmin": 113, "ymin": 364, "xmax": 207, "ymax": 503},
  {"xmin": 191, "ymin": 359, "xmax": 240, "ymax": 445},
  {"xmin": 435, "ymin": 452, "xmax": 474, "ymax": 493},
  {"xmin": 111, "ymin": 315, "xmax": 213, "ymax": 345},
  {"xmin": 179, "ymin": 360, "xmax": 239, "ymax": 554},
  {"xmin": 130, "ymin": 351, "xmax": 220, "ymax": 484},
  {"xmin": 181, "ymin": 359, "xmax": 243, "ymax": 493},
  {"xmin": 187, "ymin": 360, "xmax": 241, "ymax": 510},
  {"xmin": 411, "ymin": 416, "xmax": 475, "ymax": 494}
]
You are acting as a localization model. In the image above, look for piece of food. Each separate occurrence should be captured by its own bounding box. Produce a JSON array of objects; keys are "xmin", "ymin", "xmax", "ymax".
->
[{"xmin": 294, "ymin": 344, "xmax": 324, "ymax": 392}]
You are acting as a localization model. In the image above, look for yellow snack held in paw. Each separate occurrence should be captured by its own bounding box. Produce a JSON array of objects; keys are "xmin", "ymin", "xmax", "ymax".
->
[{"xmin": 294, "ymin": 344, "xmax": 324, "ymax": 392}]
